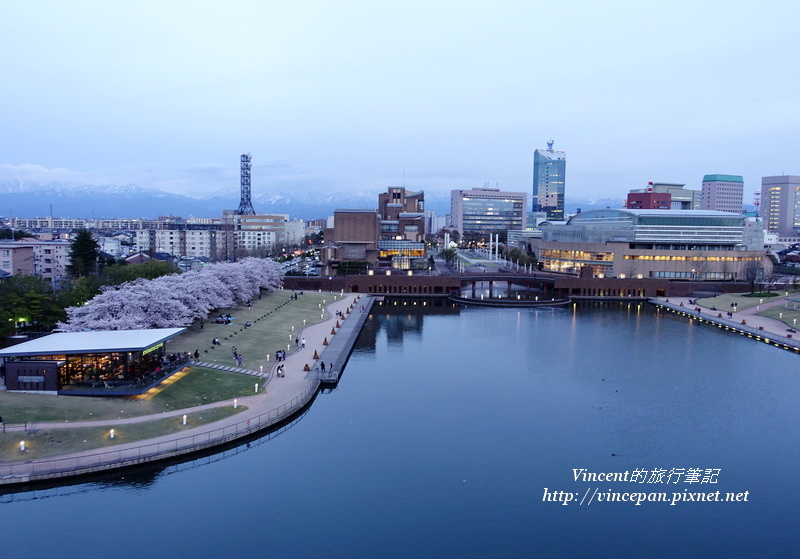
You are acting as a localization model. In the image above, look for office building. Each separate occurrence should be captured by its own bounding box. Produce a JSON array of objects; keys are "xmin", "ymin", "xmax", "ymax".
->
[
  {"xmin": 760, "ymin": 175, "xmax": 800, "ymax": 238},
  {"xmin": 701, "ymin": 174, "xmax": 744, "ymax": 213},
  {"xmin": 532, "ymin": 140, "xmax": 566, "ymax": 220},
  {"xmin": 450, "ymin": 188, "xmax": 527, "ymax": 239}
]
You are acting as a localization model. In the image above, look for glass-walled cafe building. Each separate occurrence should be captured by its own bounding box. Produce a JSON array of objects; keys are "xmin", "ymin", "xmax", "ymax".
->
[{"xmin": 0, "ymin": 328, "xmax": 186, "ymax": 396}]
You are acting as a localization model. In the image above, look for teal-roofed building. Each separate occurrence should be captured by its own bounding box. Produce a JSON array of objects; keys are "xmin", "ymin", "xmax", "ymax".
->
[{"xmin": 701, "ymin": 174, "xmax": 744, "ymax": 214}]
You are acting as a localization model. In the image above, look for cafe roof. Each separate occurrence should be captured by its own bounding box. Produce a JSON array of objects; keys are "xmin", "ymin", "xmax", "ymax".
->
[{"xmin": 0, "ymin": 328, "xmax": 186, "ymax": 357}]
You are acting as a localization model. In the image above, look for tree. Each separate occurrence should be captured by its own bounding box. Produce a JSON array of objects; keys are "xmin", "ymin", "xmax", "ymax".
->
[
  {"xmin": 0, "ymin": 229, "xmax": 34, "ymax": 240},
  {"xmin": 67, "ymin": 229, "xmax": 101, "ymax": 278},
  {"xmin": 61, "ymin": 257, "xmax": 284, "ymax": 331},
  {"xmin": 0, "ymin": 275, "xmax": 66, "ymax": 335},
  {"xmin": 504, "ymin": 247, "xmax": 535, "ymax": 268},
  {"xmin": 57, "ymin": 275, "xmax": 104, "ymax": 308},
  {"xmin": 742, "ymin": 260, "xmax": 762, "ymax": 294},
  {"xmin": 440, "ymin": 248, "xmax": 458, "ymax": 266},
  {"xmin": 102, "ymin": 260, "xmax": 177, "ymax": 285}
]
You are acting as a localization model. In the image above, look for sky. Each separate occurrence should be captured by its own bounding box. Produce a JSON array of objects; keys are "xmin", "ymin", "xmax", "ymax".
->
[{"xmin": 1, "ymin": 0, "xmax": 798, "ymax": 204}]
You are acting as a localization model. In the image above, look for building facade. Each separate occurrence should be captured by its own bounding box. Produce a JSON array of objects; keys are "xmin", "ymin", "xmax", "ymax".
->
[
  {"xmin": 450, "ymin": 188, "xmax": 527, "ymax": 238},
  {"xmin": 626, "ymin": 190, "xmax": 671, "ymax": 210},
  {"xmin": 136, "ymin": 226, "xmax": 225, "ymax": 260},
  {"xmin": 528, "ymin": 209, "xmax": 768, "ymax": 280},
  {"xmin": 761, "ymin": 175, "xmax": 800, "ymax": 238},
  {"xmin": 701, "ymin": 174, "xmax": 744, "ymax": 213},
  {"xmin": 9, "ymin": 217, "xmax": 87, "ymax": 230},
  {"xmin": 377, "ymin": 188, "xmax": 426, "ymax": 269},
  {"xmin": 532, "ymin": 141, "xmax": 566, "ymax": 220},
  {"xmin": 0, "ymin": 243, "xmax": 35, "ymax": 277}
]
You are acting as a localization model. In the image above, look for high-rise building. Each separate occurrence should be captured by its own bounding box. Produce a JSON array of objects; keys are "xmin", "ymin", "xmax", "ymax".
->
[
  {"xmin": 701, "ymin": 174, "xmax": 744, "ymax": 213},
  {"xmin": 760, "ymin": 175, "xmax": 800, "ymax": 238},
  {"xmin": 532, "ymin": 140, "xmax": 566, "ymax": 220},
  {"xmin": 450, "ymin": 188, "xmax": 527, "ymax": 238}
]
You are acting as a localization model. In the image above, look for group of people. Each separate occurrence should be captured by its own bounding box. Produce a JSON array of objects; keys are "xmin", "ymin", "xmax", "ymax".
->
[
  {"xmin": 275, "ymin": 349, "xmax": 287, "ymax": 361},
  {"xmin": 276, "ymin": 363, "xmax": 286, "ymax": 377},
  {"xmin": 214, "ymin": 313, "xmax": 233, "ymax": 325},
  {"xmin": 232, "ymin": 346, "xmax": 243, "ymax": 366}
]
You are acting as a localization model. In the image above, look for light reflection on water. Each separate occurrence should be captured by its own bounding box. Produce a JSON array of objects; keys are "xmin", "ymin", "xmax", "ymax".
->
[{"xmin": 1, "ymin": 301, "xmax": 798, "ymax": 558}]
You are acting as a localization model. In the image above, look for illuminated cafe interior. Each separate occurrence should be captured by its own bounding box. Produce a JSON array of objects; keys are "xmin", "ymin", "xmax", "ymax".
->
[{"xmin": 0, "ymin": 328, "xmax": 187, "ymax": 396}]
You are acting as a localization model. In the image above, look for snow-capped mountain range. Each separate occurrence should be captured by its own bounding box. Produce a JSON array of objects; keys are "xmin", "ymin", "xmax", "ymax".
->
[{"xmin": 0, "ymin": 180, "xmax": 623, "ymax": 221}]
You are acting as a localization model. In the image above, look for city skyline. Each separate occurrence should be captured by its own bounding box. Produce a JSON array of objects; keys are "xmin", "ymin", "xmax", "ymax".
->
[{"xmin": 1, "ymin": 1, "xmax": 798, "ymax": 205}]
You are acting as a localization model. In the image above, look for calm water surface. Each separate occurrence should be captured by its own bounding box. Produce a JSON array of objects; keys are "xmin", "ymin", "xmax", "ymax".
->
[{"xmin": 1, "ymin": 301, "xmax": 798, "ymax": 558}]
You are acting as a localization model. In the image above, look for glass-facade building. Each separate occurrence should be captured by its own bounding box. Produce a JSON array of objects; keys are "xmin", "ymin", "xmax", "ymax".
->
[
  {"xmin": 532, "ymin": 141, "xmax": 566, "ymax": 221},
  {"xmin": 530, "ymin": 209, "xmax": 768, "ymax": 279},
  {"xmin": 450, "ymin": 188, "xmax": 527, "ymax": 237}
]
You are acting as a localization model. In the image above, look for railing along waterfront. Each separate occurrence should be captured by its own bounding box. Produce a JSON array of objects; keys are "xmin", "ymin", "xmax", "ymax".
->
[
  {"xmin": 652, "ymin": 300, "xmax": 800, "ymax": 353},
  {"xmin": 0, "ymin": 380, "xmax": 321, "ymax": 482}
]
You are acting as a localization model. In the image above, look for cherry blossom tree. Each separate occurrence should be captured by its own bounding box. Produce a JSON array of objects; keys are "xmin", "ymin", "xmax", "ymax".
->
[{"xmin": 60, "ymin": 258, "xmax": 283, "ymax": 331}]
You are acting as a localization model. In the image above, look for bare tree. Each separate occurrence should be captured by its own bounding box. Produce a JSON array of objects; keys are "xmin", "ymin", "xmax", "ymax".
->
[{"xmin": 742, "ymin": 260, "xmax": 762, "ymax": 294}]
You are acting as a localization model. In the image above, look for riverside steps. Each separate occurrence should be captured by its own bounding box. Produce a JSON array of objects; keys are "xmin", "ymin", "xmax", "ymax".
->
[{"xmin": 0, "ymin": 293, "xmax": 372, "ymax": 486}]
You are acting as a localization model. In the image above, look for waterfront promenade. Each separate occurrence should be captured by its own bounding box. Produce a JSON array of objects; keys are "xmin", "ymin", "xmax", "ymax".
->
[
  {"xmin": 0, "ymin": 293, "xmax": 374, "ymax": 485},
  {"xmin": 651, "ymin": 294, "xmax": 800, "ymax": 353}
]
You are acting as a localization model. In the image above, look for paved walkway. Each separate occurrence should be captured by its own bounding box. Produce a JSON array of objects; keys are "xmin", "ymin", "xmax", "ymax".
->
[
  {"xmin": 651, "ymin": 295, "xmax": 800, "ymax": 350},
  {"xmin": 0, "ymin": 293, "xmax": 372, "ymax": 483}
]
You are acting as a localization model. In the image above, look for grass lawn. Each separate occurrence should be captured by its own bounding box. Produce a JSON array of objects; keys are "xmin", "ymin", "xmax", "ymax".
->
[
  {"xmin": 0, "ymin": 289, "xmax": 340, "ymax": 426},
  {"xmin": 0, "ymin": 406, "xmax": 246, "ymax": 461},
  {"xmin": 697, "ymin": 291, "xmax": 800, "ymax": 329},
  {"xmin": 169, "ymin": 288, "xmax": 340, "ymax": 371},
  {"xmin": 0, "ymin": 367, "xmax": 260, "ymax": 424},
  {"xmin": 759, "ymin": 305, "xmax": 800, "ymax": 330}
]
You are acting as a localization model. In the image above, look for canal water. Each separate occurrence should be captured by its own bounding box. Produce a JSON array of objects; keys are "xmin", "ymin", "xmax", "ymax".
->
[{"xmin": 1, "ymin": 301, "xmax": 798, "ymax": 558}]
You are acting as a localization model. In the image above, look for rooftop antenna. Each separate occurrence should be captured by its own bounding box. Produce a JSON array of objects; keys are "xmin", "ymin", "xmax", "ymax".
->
[
  {"xmin": 236, "ymin": 152, "xmax": 256, "ymax": 215},
  {"xmin": 547, "ymin": 139, "xmax": 554, "ymax": 151}
]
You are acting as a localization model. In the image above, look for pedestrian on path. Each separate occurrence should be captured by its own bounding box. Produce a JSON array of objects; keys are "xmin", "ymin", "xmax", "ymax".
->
[
  {"xmin": 301, "ymin": 337, "xmax": 306, "ymax": 348},
  {"xmin": 321, "ymin": 361, "xmax": 326, "ymax": 373},
  {"xmin": 295, "ymin": 337, "xmax": 299, "ymax": 349}
]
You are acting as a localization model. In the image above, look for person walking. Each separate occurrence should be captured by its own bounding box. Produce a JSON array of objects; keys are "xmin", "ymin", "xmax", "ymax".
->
[
  {"xmin": 321, "ymin": 361, "xmax": 326, "ymax": 373},
  {"xmin": 301, "ymin": 337, "xmax": 306, "ymax": 349}
]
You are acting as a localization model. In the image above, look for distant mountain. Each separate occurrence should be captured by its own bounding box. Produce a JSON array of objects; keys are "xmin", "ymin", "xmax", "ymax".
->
[
  {"xmin": 565, "ymin": 198, "xmax": 625, "ymax": 214},
  {"xmin": 0, "ymin": 180, "xmax": 623, "ymax": 222}
]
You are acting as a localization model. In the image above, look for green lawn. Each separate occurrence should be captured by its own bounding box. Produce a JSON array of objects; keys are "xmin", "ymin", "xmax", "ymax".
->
[
  {"xmin": 0, "ymin": 289, "xmax": 341, "ymax": 425},
  {"xmin": 0, "ymin": 406, "xmax": 246, "ymax": 461},
  {"xmin": 0, "ymin": 367, "xmax": 259, "ymax": 424},
  {"xmin": 697, "ymin": 291, "xmax": 800, "ymax": 329},
  {"xmin": 169, "ymin": 288, "xmax": 340, "ymax": 370}
]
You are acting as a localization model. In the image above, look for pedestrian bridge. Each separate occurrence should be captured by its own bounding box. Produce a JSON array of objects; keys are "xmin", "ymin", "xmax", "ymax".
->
[{"xmin": 451, "ymin": 274, "xmax": 569, "ymax": 307}]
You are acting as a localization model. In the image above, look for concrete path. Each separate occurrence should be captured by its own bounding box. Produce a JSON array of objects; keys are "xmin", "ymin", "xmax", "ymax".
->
[
  {"xmin": 0, "ymin": 293, "xmax": 372, "ymax": 481},
  {"xmin": 652, "ymin": 295, "xmax": 800, "ymax": 349}
]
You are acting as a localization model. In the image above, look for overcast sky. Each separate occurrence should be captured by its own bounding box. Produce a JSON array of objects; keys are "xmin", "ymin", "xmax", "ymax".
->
[{"xmin": 1, "ymin": 0, "xmax": 798, "ymax": 203}]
